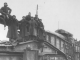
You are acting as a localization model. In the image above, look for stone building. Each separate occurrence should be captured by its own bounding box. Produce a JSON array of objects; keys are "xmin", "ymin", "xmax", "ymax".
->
[
  {"xmin": 0, "ymin": 29, "xmax": 75, "ymax": 60},
  {"xmin": 74, "ymin": 41, "xmax": 80, "ymax": 60},
  {"xmin": 0, "ymin": 14, "xmax": 78, "ymax": 60}
]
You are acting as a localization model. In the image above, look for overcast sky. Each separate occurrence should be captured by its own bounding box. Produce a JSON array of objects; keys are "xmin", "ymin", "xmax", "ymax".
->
[{"xmin": 0, "ymin": 0, "xmax": 80, "ymax": 41}]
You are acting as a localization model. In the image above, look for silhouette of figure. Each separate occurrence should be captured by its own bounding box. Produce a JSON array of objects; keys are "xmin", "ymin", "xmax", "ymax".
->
[
  {"xmin": 34, "ymin": 15, "xmax": 44, "ymax": 39},
  {"xmin": 0, "ymin": 2, "xmax": 12, "ymax": 19},
  {"xmin": 29, "ymin": 17, "xmax": 38, "ymax": 36},
  {"xmin": 0, "ymin": 2, "xmax": 12, "ymax": 29},
  {"xmin": 7, "ymin": 15, "xmax": 18, "ymax": 42},
  {"xmin": 19, "ymin": 16, "xmax": 30, "ymax": 41},
  {"xmin": 25, "ymin": 12, "xmax": 31, "ymax": 21}
]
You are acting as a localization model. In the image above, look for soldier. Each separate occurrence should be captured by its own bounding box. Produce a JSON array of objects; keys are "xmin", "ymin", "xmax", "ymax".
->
[
  {"xmin": 37, "ymin": 19, "xmax": 45, "ymax": 39},
  {"xmin": 38, "ymin": 19, "xmax": 44, "ymax": 29},
  {"xmin": 0, "ymin": 2, "xmax": 12, "ymax": 29},
  {"xmin": 34, "ymin": 14, "xmax": 38, "ymax": 20},
  {"xmin": 0, "ymin": 2, "xmax": 12, "ymax": 19},
  {"xmin": 28, "ymin": 17, "xmax": 39, "ymax": 40},
  {"xmin": 7, "ymin": 15, "xmax": 18, "ymax": 42},
  {"xmin": 25, "ymin": 12, "xmax": 31, "ymax": 21},
  {"xmin": 19, "ymin": 16, "xmax": 30, "ymax": 41},
  {"xmin": 34, "ymin": 14, "xmax": 44, "ymax": 39}
]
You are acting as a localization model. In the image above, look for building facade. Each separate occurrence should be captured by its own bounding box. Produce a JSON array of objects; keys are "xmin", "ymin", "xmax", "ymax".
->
[
  {"xmin": 74, "ymin": 41, "xmax": 80, "ymax": 60},
  {"xmin": 0, "ymin": 29, "xmax": 76, "ymax": 60},
  {"xmin": 0, "ymin": 16, "xmax": 79, "ymax": 60}
]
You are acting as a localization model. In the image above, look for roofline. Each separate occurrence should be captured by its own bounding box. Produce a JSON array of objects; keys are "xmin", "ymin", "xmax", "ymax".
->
[
  {"xmin": 43, "ymin": 40, "xmax": 67, "ymax": 59},
  {"xmin": 19, "ymin": 40, "xmax": 38, "ymax": 45},
  {"xmin": 45, "ymin": 31, "xmax": 73, "ymax": 45},
  {"xmin": 0, "ymin": 44, "xmax": 12, "ymax": 47}
]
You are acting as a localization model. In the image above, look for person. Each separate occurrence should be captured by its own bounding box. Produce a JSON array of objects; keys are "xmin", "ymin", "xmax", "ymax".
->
[
  {"xmin": 25, "ymin": 12, "xmax": 31, "ymax": 21},
  {"xmin": 37, "ymin": 19, "xmax": 45, "ymax": 39},
  {"xmin": 0, "ymin": 2, "xmax": 12, "ymax": 29},
  {"xmin": 34, "ymin": 14, "xmax": 44, "ymax": 39},
  {"xmin": 19, "ymin": 16, "xmax": 30, "ymax": 41},
  {"xmin": 34, "ymin": 14, "xmax": 38, "ymax": 20},
  {"xmin": 29, "ymin": 17, "xmax": 38, "ymax": 40},
  {"xmin": 38, "ymin": 19, "xmax": 44, "ymax": 29},
  {"xmin": 0, "ymin": 2, "xmax": 12, "ymax": 19},
  {"xmin": 7, "ymin": 15, "xmax": 18, "ymax": 42}
]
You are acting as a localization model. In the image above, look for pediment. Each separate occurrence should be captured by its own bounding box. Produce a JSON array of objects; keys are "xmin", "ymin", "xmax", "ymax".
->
[{"xmin": 41, "ymin": 43, "xmax": 57, "ymax": 54}]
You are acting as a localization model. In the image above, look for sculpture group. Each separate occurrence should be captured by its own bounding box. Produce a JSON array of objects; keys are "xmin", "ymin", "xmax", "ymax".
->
[{"xmin": 0, "ymin": 2, "xmax": 44, "ymax": 43}]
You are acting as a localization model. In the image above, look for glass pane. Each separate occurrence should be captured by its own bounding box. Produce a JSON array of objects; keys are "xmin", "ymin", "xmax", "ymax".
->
[
  {"xmin": 51, "ymin": 36, "xmax": 55, "ymax": 46},
  {"xmin": 61, "ymin": 41, "xmax": 64, "ymax": 53},
  {"xmin": 46, "ymin": 35, "xmax": 49, "ymax": 42},
  {"xmin": 56, "ymin": 38, "xmax": 60, "ymax": 49}
]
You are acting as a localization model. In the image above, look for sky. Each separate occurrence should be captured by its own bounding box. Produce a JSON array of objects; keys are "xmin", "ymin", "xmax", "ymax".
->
[{"xmin": 0, "ymin": 0, "xmax": 80, "ymax": 41}]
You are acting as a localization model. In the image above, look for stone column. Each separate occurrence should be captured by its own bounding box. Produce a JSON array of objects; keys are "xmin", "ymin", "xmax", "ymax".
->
[{"xmin": 23, "ymin": 48, "xmax": 38, "ymax": 60}]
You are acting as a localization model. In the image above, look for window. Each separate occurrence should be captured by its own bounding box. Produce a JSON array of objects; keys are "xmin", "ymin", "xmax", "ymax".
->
[
  {"xmin": 79, "ymin": 47, "xmax": 80, "ymax": 52},
  {"xmin": 51, "ymin": 36, "xmax": 55, "ymax": 46},
  {"xmin": 78, "ymin": 46, "xmax": 79, "ymax": 52},
  {"xmin": 33, "ymin": 28, "xmax": 37, "ymax": 36},
  {"xmin": 50, "ymin": 57, "xmax": 55, "ymax": 60},
  {"xmin": 43, "ymin": 55, "xmax": 49, "ymax": 60},
  {"xmin": 76, "ymin": 46, "xmax": 78, "ymax": 52},
  {"xmin": 61, "ymin": 41, "xmax": 64, "ymax": 53},
  {"xmin": 46, "ymin": 35, "xmax": 49, "ymax": 42},
  {"xmin": 55, "ymin": 57, "xmax": 58, "ymax": 60},
  {"xmin": 56, "ymin": 38, "xmax": 60, "ymax": 49}
]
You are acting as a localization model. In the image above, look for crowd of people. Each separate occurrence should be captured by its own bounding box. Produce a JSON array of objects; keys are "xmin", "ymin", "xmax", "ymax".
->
[{"xmin": 0, "ymin": 2, "xmax": 44, "ymax": 43}]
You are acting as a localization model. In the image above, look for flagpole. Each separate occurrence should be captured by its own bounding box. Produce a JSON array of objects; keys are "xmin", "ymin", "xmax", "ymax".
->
[
  {"xmin": 36, "ymin": 4, "xmax": 38, "ymax": 15},
  {"xmin": 58, "ymin": 21, "xmax": 59, "ymax": 29}
]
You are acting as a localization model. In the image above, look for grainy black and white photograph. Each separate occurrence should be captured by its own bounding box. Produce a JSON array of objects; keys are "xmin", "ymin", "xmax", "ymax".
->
[{"xmin": 0, "ymin": 0, "xmax": 79, "ymax": 60}]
